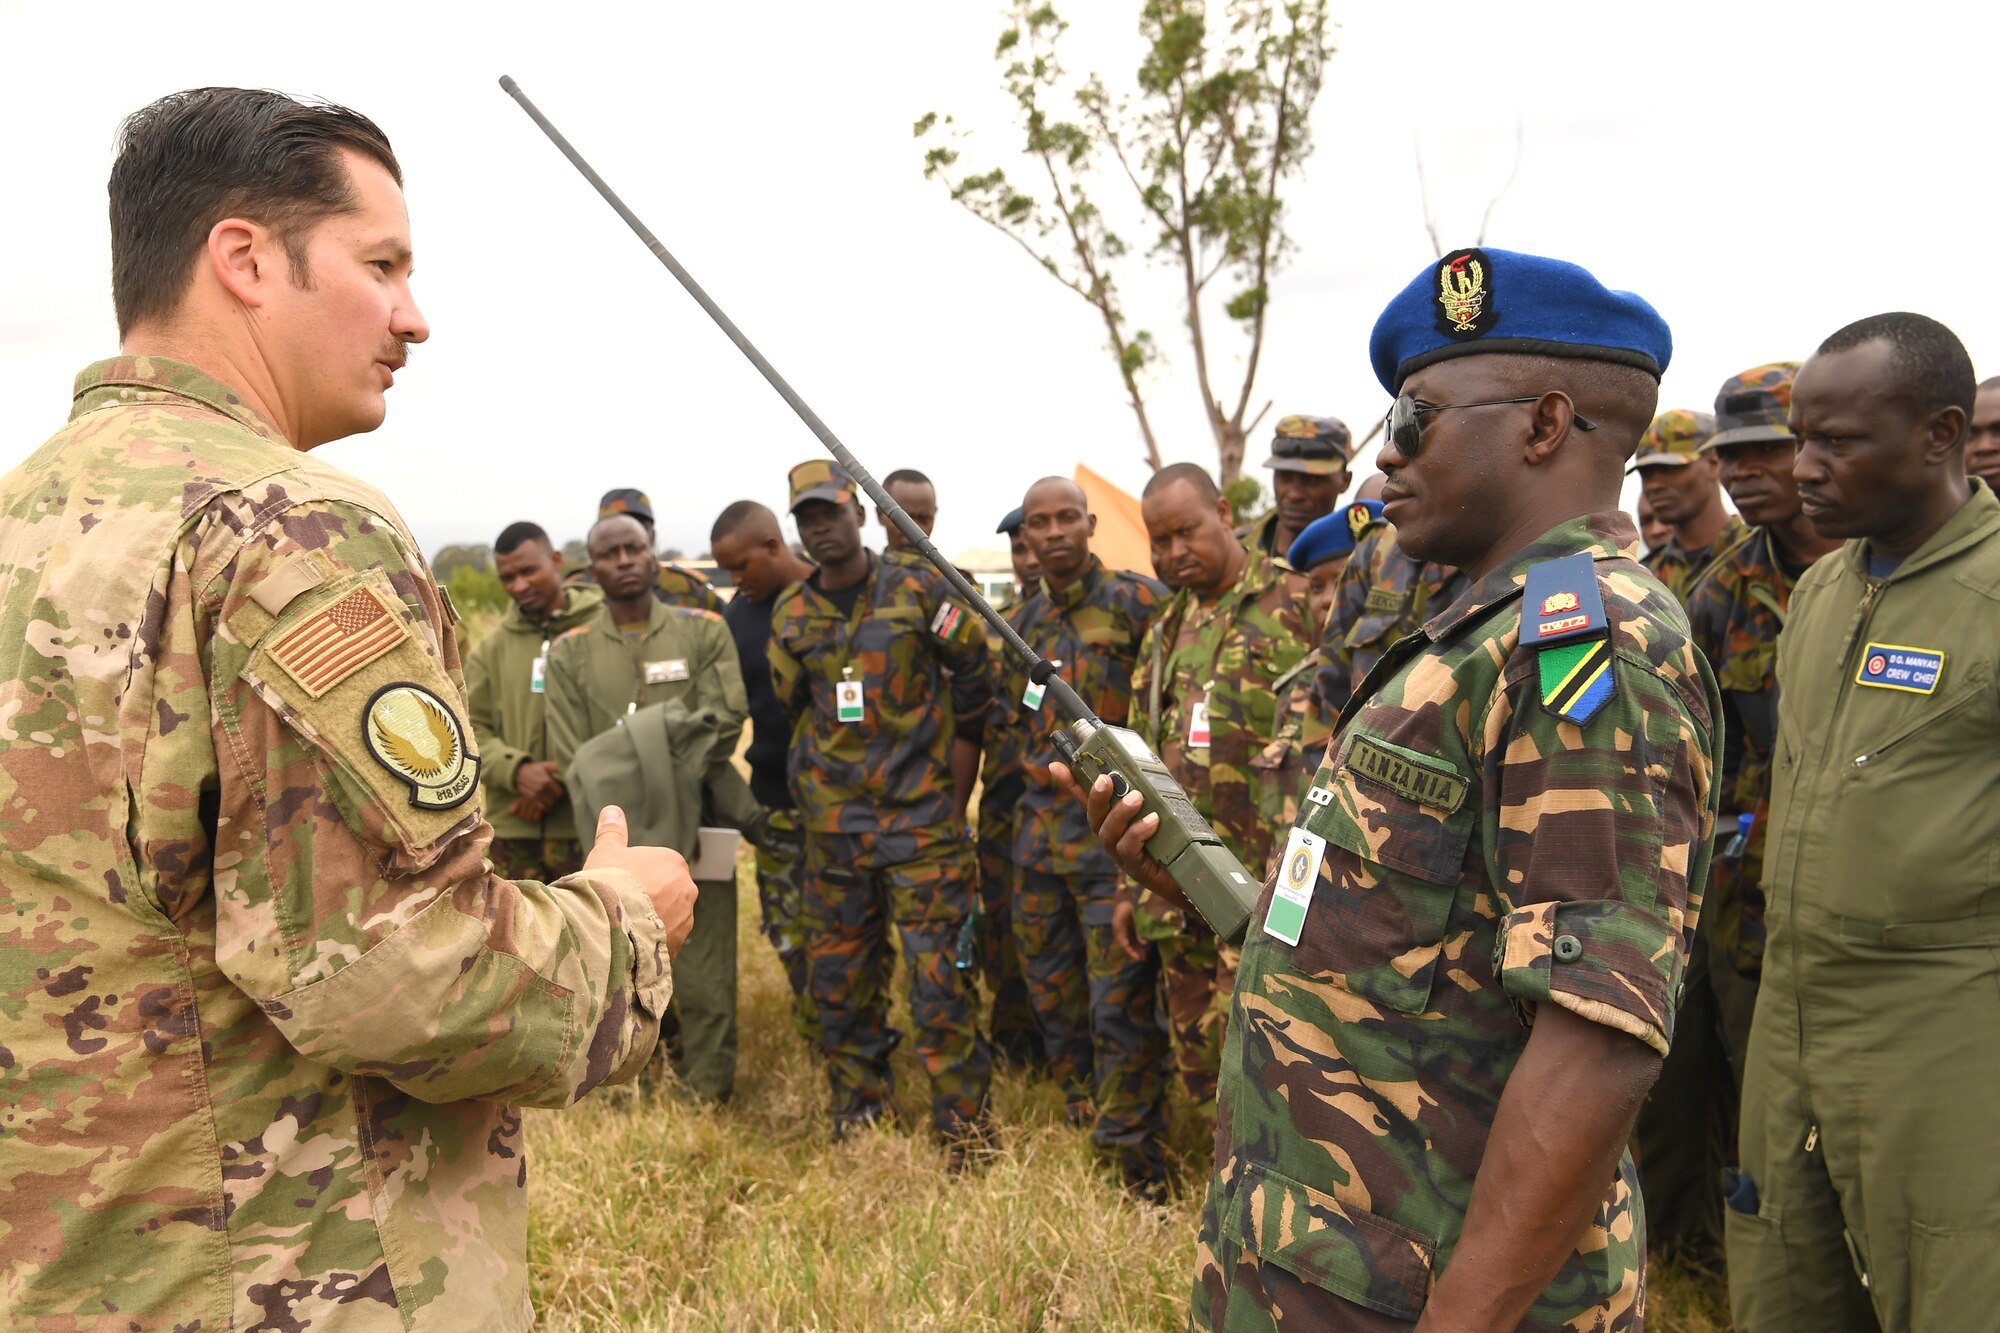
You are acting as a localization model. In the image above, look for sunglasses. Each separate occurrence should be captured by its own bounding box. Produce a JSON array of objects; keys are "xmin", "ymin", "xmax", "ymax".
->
[{"xmin": 1386, "ymin": 393, "xmax": 1597, "ymax": 458}]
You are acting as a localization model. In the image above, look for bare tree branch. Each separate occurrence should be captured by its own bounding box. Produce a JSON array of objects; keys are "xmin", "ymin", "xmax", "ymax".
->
[{"xmin": 1476, "ymin": 114, "xmax": 1525, "ymax": 246}]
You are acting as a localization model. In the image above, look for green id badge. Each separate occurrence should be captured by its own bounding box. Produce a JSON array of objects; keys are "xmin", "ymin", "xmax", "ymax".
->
[{"xmin": 836, "ymin": 679, "xmax": 864, "ymax": 723}]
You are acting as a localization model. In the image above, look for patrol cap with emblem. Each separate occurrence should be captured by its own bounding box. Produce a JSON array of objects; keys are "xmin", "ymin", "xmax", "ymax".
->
[
  {"xmin": 598, "ymin": 487, "xmax": 655, "ymax": 525},
  {"xmin": 1368, "ymin": 246, "xmax": 1673, "ymax": 393},
  {"xmin": 1264, "ymin": 414, "xmax": 1352, "ymax": 473},
  {"xmin": 1626, "ymin": 409, "xmax": 1717, "ymax": 474},
  {"xmin": 1286, "ymin": 501, "xmax": 1383, "ymax": 572},
  {"xmin": 1704, "ymin": 361, "xmax": 1802, "ymax": 450},
  {"xmin": 997, "ymin": 505, "xmax": 1026, "ymax": 537},
  {"xmin": 788, "ymin": 459, "xmax": 857, "ymax": 513}
]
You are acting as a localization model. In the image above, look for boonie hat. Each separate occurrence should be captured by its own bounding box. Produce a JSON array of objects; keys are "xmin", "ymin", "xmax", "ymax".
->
[
  {"xmin": 1705, "ymin": 362, "xmax": 1802, "ymax": 451},
  {"xmin": 1369, "ymin": 246, "xmax": 1672, "ymax": 394},
  {"xmin": 1628, "ymin": 410, "xmax": 1717, "ymax": 473},
  {"xmin": 598, "ymin": 487, "xmax": 655, "ymax": 525},
  {"xmin": 1265, "ymin": 415, "xmax": 1352, "ymax": 473},
  {"xmin": 788, "ymin": 460, "xmax": 857, "ymax": 513}
]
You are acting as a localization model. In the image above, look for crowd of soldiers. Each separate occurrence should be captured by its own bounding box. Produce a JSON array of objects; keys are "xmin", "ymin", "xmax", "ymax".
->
[{"xmin": 8, "ymin": 84, "xmax": 2000, "ymax": 1333}]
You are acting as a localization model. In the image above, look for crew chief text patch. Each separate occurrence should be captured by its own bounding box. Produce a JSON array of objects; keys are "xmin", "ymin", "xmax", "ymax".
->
[{"xmin": 1855, "ymin": 642, "xmax": 1944, "ymax": 694}]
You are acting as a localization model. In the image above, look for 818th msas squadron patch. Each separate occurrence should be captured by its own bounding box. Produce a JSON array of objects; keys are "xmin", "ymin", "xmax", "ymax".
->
[{"xmin": 364, "ymin": 683, "xmax": 480, "ymax": 809}]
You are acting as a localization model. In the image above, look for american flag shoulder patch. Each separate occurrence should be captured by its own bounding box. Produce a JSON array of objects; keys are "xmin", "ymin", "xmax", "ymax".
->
[
  {"xmin": 930, "ymin": 602, "xmax": 965, "ymax": 639},
  {"xmin": 267, "ymin": 584, "xmax": 411, "ymax": 699}
]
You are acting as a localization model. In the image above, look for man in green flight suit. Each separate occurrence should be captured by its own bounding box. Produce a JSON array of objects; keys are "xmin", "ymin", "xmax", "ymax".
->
[
  {"xmin": 547, "ymin": 511, "xmax": 750, "ymax": 1103},
  {"xmin": 1065, "ymin": 246, "xmax": 1721, "ymax": 1330},
  {"xmin": 1729, "ymin": 313, "xmax": 2000, "ymax": 1333},
  {"xmin": 466, "ymin": 520, "xmax": 605, "ymax": 884},
  {"xmin": 1127, "ymin": 462, "xmax": 1316, "ymax": 1137},
  {"xmin": 767, "ymin": 460, "xmax": 995, "ymax": 1148}
]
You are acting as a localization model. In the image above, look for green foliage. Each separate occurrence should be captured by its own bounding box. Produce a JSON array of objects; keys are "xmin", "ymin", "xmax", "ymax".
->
[
  {"xmin": 445, "ymin": 563, "xmax": 509, "ymax": 617},
  {"xmin": 560, "ymin": 538, "xmax": 588, "ymax": 570},
  {"xmin": 1222, "ymin": 473, "xmax": 1264, "ymax": 524},
  {"xmin": 432, "ymin": 542, "xmax": 493, "ymax": 582},
  {"xmin": 917, "ymin": 0, "xmax": 1336, "ymax": 480}
]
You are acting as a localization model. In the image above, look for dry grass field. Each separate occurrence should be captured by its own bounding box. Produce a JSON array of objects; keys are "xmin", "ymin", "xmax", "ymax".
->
[{"xmin": 521, "ymin": 876, "xmax": 1733, "ymax": 1330}]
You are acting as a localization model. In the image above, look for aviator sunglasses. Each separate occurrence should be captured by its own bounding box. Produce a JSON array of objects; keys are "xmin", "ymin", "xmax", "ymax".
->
[{"xmin": 1387, "ymin": 393, "xmax": 1597, "ymax": 458}]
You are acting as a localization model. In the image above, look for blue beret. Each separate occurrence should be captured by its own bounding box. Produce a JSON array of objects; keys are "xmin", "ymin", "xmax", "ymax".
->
[
  {"xmin": 996, "ymin": 505, "xmax": 1026, "ymax": 537},
  {"xmin": 1368, "ymin": 247, "xmax": 1672, "ymax": 394},
  {"xmin": 1288, "ymin": 500, "xmax": 1384, "ymax": 570}
]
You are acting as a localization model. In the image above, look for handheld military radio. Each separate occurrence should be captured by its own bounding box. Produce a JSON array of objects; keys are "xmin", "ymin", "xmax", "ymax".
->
[{"xmin": 499, "ymin": 77, "xmax": 1262, "ymax": 944}]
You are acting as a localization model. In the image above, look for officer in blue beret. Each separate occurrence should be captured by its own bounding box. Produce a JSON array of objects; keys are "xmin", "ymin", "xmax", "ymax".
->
[
  {"xmin": 1286, "ymin": 499, "xmax": 1382, "ymax": 630},
  {"xmin": 1065, "ymin": 247, "xmax": 1724, "ymax": 1330}
]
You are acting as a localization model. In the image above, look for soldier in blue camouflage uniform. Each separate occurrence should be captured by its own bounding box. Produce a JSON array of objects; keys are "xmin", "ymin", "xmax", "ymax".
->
[
  {"xmin": 768, "ymin": 461, "xmax": 995, "ymax": 1145},
  {"xmin": 1066, "ymin": 247, "xmax": 1720, "ymax": 1329},
  {"xmin": 972, "ymin": 505, "xmax": 1044, "ymax": 1071},
  {"xmin": 1002, "ymin": 477, "xmax": 1173, "ymax": 1192}
]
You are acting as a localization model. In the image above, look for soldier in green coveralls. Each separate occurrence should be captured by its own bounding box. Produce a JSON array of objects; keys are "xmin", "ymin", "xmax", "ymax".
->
[
  {"xmin": 547, "ymin": 511, "xmax": 750, "ymax": 1103},
  {"xmin": 1063, "ymin": 247, "xmax": 1721, "ymax": 1330},
  {"xmin": 1729, "ymin": 313, "xmax": 2000, "ymax": 1333}
]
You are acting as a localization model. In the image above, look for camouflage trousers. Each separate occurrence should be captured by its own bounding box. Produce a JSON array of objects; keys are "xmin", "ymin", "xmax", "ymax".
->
[
  {"xmin": 1014, "ymin": 868, "xmax": 1170, "ymax": 1186},
  {"xmin": 487, "ymin": 836, "xmax": 585, "ymax": 884},
  {"xmin": 801, "ymin": 828, "xmax": 992, "ymax": 1141},
  {"xmin": 753, "ymin": 807, "xmax": 818, "ymax": 1044},
  {"xmin": 1157, "ymin": 926, "xmax": 1239, "ymax": 1136},
  {"xmin": 974, "ymin": 821, "xmax": 1041, "ymax": 1069}
]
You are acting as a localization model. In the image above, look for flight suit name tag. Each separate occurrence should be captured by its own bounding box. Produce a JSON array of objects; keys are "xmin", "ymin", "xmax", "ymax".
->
[
  {"xmin": 836, "ymin": 679, "xmax": 865, "ymax": 722},
  {"xmin": 1022, "ymin": 679, "xmax": 1047, "ymax": 711},
  {"xmin": 1855, "ymin": 642, "xmax": 1944, "ymax": 694},
  {"xmin": 645, "ymin": 659, "xmax": 690, "ymax": 685},
  {"xmin": 530, "ymin": 654, "xmax": 547, "ymax": 695},
  {"xmin": 1187, "ymin": 696, "xmax": 1212, "ymax": 749},
  {"xmin": 1263, "ymin": 825, "xmax": 1325, "ymax": 946}
]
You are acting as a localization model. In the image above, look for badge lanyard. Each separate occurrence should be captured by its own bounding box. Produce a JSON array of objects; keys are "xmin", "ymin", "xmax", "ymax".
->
[
  {"xmin": 530, "ymin": 634, "xmax": 550, "ymax": 695},
  {"xmin": 1156, "ymin": 576, "xmax": 1253, "ymax": 750},
  {"xmin": 823, "ymin": 556, "xmax": 876, "ymax": 725}
]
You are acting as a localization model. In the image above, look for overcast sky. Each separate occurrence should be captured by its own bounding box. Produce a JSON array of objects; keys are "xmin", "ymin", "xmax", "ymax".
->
[{"xmin": 2, "ymin": 0, "xmax": 1991, "ymax": 563}]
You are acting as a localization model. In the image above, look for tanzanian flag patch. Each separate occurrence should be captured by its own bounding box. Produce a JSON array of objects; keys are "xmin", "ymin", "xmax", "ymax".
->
[{"xmin": 1523, "ymin": 552, "xmax": 1615, "ymax": 724}]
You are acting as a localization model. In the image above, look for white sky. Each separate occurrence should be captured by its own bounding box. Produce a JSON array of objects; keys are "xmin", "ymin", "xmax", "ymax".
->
[{"xmin": 2, "ymin": 0, "xmax": 1992, "ymax": 563}]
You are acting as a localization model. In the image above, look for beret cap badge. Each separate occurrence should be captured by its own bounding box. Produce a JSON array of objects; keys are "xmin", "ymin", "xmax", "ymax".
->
[{"xmin": 1435, "ymin": 247, "xmax": 1495, "ymax": 339}]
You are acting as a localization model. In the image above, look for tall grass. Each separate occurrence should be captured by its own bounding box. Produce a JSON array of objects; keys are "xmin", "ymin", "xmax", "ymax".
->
[{"xmin": 523, "ymin": 876, "xmax": 1731, "ymax": 1330}]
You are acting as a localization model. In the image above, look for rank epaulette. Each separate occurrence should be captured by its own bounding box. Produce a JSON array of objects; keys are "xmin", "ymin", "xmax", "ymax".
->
[{"xmin": 1522, "ymin": 552, "xmax": 1615, "ymax": 724}]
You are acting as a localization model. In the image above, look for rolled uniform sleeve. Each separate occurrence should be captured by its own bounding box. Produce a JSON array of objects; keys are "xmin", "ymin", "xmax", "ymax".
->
[
  {"xmin": 207, "ymin": 502, "xmax": 668, "ymax": 1107},
  {"xmin": 1488, "ymin": 647, "xmax": 1716, "ymax": 1056}
]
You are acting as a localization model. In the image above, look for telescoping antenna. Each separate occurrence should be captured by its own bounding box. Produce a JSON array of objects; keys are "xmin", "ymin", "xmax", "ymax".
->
[{"xmin": 498, "ymin": 76, "xmax": 1262, "ymax": 942}]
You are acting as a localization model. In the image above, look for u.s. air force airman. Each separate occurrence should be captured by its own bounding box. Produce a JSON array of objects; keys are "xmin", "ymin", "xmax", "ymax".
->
[
  {"xmin": 1064, "ymin": 247, "xmax": 1720, "ymax": 1330},
  {"xmin": 0, "ymin": 89, "xmax": 695, "ymax": 1330}
]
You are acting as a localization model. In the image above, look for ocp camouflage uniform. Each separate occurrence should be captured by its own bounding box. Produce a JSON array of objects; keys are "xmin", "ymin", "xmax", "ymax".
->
[
  {"xmin": 1641, "ymin": 514, "xmax": 1749, "ymax": 603},
  {"xmin": 1130, "ymin": 549, "xmax": 1315, "ymax": 1125},
  {"xmin": 1196, "ymin": 513, "xmax": 1720, "ymax": 1330},
  {"xmin": 768, "ymin": 550, "xmax": 994, "ymax": 1139},
  {"xmin": 973, "ymin": 598, "xmax": 1042, "ymax": 1071},
  {"xmin": 1002, "ymin": 557, "xmax": 1172, "ymax": 1185},
  {"xmin": 0, "ymin": 358, "xmax": 668, "ymax": 1329},
  {"xmin": 1308, "ymin": 518, "xmax": 1470, "ymax": 734}
]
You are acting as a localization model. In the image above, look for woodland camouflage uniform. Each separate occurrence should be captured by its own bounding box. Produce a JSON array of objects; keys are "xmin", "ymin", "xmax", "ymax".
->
[
  {"xmin": 1129, "ymin": 548, "xmax": 1315, "ymax": 1126},
  {"xmin": 1196, "ymin": 513, "xmax": 1720, "ymax": 1330},
  {"xmin": 0, "ymin": 358, "xmax": 668, "ymax": 1330},
  {"xmin": 768, "ymin": 549, "xmax": 995, "ymax": 1139},
  {"xmin": 1000, "ymin": 556, "xmax": 1172, "ymax": 1186}
]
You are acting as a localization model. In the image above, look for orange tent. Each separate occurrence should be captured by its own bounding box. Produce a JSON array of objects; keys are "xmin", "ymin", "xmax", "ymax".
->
[{"xmin": 1074, "ymin": 464, "xmax": 1153, "ymax": 577}]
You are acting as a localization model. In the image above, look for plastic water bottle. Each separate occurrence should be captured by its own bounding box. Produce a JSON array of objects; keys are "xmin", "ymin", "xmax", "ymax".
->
[{"xmin": 1722, "ymin": 811, "xmax": 1754, "ymax": 860}]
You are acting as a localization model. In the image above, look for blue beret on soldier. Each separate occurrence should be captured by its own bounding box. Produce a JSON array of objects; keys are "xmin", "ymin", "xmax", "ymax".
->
[
  {"xmin": 1287, "ymin": 500, "xmax": 1384, "ymax": 571},
  {"xmin": 1368, "ymin": 247, "xmax": 1673, "ymax": 394}
]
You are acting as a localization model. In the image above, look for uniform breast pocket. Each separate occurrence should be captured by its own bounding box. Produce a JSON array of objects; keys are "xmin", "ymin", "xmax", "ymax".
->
[{"xmin": 1289, "ymin": 733, "xmax": 1475, "ymax": 1014}]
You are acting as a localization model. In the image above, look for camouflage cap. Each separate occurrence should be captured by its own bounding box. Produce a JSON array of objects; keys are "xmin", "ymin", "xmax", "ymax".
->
[
  {"xmin": 1264, "ymin": 415, "xmax": 1352, "ymax": 474},
  {"xmin": 598, "ymin": 487, "xmax": 655, "ymax": 525},
  {"xmin": 1705, "ymin": 362, "xmax": 1802, "ymax": 451},
  {"xmin": 1627, "ymin": 410, "xmax": 1717, "ymax": 473},
  {"xmin": 788, "ymin": 459, "xmax": 857, "ymax": 513}
]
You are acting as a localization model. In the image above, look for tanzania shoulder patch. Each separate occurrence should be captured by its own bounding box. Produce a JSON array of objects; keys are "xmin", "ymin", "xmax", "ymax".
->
[{"xmin": 1524, "ymin": 552, "xmax": 1615, "ymax": 724}]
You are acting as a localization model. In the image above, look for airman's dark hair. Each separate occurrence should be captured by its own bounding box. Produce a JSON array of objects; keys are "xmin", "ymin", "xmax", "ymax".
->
[
  {"xmin": 109, "ymin": 87, "xmax": 401, "ymax": 337},
  {"xmin": 494, "ymin": 522, "xmax": 553, "ymax": 557},
  {"xmin": 1818, "ymin": 313, "xmax": 1975, "ymax": 424}
]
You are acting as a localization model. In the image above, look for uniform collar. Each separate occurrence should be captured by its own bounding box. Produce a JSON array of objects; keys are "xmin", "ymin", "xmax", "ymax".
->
[
  {"xmin": 1842, "ymin": 478, "xmax": 2000, "ymax": 586},
  {"xmin": 1042, "ymin": 555, "xmax": 1105, "ymax": 611},
  {"xmin": 595, "ymin": 596, "xmax": 672, "ymax": 641},
  {"xmin": 71, "ymin": 356, "xmax": 288, "ymax": 444},
  {"xmin": 1426, "ymin": 511, "xmax": 1639, "ymax": 641}
]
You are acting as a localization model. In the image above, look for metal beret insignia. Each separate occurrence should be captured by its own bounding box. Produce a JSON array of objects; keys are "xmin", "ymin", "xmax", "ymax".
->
[
  {"xmin": 1434, "ymin": 246, "xmax": 1496, "ymax": 340},
  {"xmin": 364, "ymin": 683, "xmax": 480, "ymax": 809},
  {"xmin": 1347, "ymin": 502, "xmax": 1375, "ymax": 542}
]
